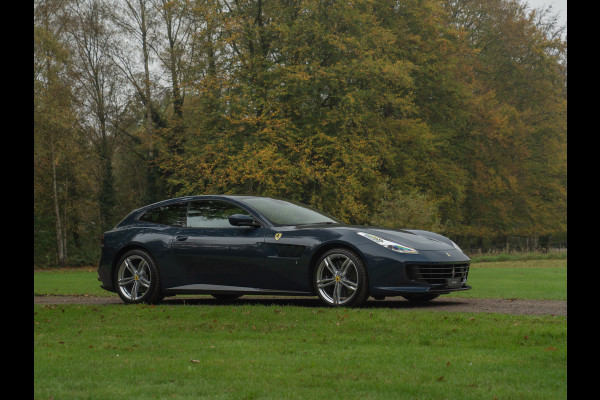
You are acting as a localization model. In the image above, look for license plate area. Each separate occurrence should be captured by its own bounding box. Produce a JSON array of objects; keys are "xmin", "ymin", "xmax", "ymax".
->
[{"xmin": 446, "ymin": 278, "xmax": 462, "ymax": 288}]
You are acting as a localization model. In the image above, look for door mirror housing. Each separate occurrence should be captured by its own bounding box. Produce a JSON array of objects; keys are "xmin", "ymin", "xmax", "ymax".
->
[{"xmin": 229, "ymin": 214, "xmax": 260, "ymax": 227}]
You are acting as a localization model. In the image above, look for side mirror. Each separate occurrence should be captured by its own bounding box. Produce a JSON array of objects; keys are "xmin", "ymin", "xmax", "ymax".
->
[{"xmin": 229, "ymin": 214, "xmax": 260, "ymax": 227}]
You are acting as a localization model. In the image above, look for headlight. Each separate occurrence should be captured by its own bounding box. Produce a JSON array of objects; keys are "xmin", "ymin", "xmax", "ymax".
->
[{"xmin": 357, "ymin": 232, "xmax": 419, "ymax": 254}]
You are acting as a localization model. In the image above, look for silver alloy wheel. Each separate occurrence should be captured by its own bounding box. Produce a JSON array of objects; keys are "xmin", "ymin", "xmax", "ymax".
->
[
  {"xmin": 316, "ymin": 253, "xmax": 360, "ymax": 305},
  {"xmin": 117, "ymin": 255, "xmax": 152, "ymax": 301}
]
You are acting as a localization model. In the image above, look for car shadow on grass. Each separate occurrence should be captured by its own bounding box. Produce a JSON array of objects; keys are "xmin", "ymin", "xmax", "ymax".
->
[{"xmin": 161, "ymin": 296, "xmax": 467, "ymax": 310}]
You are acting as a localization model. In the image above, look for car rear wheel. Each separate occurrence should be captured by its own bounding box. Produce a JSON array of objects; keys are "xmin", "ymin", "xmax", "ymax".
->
[
  {"xmin": 314, "ymin": 248, "xmax": 369, "ymax": 307},
  {"xmin": 115, "ymin": 249, "xmax": 164, "ymax": 304}
]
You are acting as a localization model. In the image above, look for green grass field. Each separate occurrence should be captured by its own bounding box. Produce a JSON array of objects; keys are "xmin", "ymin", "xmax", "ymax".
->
[
  {"xmin": 448, "ymin": 259, "xmax": 566, "ymax": 300},
  {"xmin": 34, "ymin": 258, "xmax": 567, "ymax": 399}
]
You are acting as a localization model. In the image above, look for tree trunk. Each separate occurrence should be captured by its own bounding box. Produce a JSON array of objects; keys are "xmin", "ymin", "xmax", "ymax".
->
[
  {"xmin": 140, "ymin": 0, "xmax": 158, "ymax": 203},
  {"xmin": 51, "ymin": 148, "xmax": 65, "ymax": 266},
  {"xmin": 63, "ymin": 176, "xmax": 68, "ymax": 262}
]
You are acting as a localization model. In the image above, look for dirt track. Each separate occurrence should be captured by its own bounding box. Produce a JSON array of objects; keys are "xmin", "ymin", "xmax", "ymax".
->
[{"xmin": 33, "ymin": 295, "xmax": 566, "ymax": 317}]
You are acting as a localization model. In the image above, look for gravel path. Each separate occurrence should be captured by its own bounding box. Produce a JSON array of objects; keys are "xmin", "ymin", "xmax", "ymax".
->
[{"xmin": 33, "ymin": 295, "xmax": 566, "ymax": 317}]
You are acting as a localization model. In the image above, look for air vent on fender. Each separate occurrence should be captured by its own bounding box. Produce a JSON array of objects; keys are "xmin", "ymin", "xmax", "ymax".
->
[{"xmin": 275, "ymin": 244, "xmax": 306, "ymax": 258}]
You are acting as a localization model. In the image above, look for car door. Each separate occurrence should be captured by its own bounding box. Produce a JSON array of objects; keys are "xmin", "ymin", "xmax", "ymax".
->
[{"xmin": 169, "ymin": 199, "xmax": 267, "ymax": 291}]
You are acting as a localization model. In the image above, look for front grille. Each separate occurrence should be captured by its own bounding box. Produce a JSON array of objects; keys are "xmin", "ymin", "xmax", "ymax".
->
[{"xmin": 407, "ymin": 263, "xmax": 469, "ymax": 285}]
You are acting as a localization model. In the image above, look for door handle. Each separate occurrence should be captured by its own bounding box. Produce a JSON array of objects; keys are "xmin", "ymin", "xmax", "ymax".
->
[{"xmin": 176, "ymin": 235, "xmax": 188, "ymax": 241}]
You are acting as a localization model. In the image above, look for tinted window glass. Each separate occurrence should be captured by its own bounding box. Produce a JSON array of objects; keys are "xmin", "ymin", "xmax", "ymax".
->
[
  {"xmin": 187, "ymin": 200, "xmax": 251, "ymax": 228},
  {"xmin": 139, "ymin": 203, "xmax": 188, "ymax": 227},
  {"xmin": 242, "ymin": 197, "xmax": 339, "ymax": 226}
]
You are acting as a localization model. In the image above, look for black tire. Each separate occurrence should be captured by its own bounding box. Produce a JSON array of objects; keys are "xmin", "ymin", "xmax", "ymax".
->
[
  {"xmin": 401, "ymin": 293, "xmax": 439, "ymax": 302},
  {"xmin": 114, "ymin": 249, "xmax": 164, "ymax": 304},
  {"xmin": 211, "ymin": 294, "xmax": 242, "ymax": 301},
  {"xmin": 313, "ymin": 248, "xmax": 369, "ymax": 307}
]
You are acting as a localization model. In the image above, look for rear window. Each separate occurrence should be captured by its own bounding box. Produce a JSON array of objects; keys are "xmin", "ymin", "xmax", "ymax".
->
[{"xmin": 138, "ymin": 203, "xmax": 188, "ymax": 227}]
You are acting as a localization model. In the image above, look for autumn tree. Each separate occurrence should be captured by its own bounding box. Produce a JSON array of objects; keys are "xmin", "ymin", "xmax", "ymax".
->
[
  {"xmin": 35, "ymin": 0, "xmax": 79, "ymax": 265},
  {"xmin": 34, "ymin": 0, "xmax": 567, "ymax": 265},
  {"xmin": 447, "ymin": 0, "xmax": 567, "ymax": 241},
  {"xmin": 68, "ymin": 0, "xmax": 130, "ymax": 232},
  {"xmin": 108, "ymin": 0, "xmax": 169, "ymax": 203},
  {"xmin": 158, "ymin": 0, "xmax": 436, "ymax": 223},
  {"xmin": 152, "ymin": 0, "xmax": 191, "ymax": 125}
]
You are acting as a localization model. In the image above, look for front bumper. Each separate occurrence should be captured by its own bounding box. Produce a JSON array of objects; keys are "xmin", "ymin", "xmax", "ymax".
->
[
  {"xmin": 356, "ymin": 243, "xmax": 472, "ymax": 297},
  {"xmin": 370, "ymin": 284, "xmax": 471, "ymax": 296}
]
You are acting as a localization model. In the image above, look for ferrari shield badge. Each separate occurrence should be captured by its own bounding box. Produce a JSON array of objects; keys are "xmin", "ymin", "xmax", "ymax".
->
[{"xmin": 275, "ymin": 233, "xmax": 282, "ymax": 240}]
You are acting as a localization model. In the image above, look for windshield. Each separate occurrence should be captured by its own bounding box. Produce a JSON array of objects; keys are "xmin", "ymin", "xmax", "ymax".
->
[{"xmin": 242, "ymin": 198, "xmax": 340, "ymax": 226}]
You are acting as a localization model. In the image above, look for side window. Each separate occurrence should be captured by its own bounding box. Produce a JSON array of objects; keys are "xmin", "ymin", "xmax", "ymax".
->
[
  {"xmin": 139, "ymin": 203, "xmax": 188, "ymax": 227},
  {"xmin": 187, "ymin": 200, "xmax": 251, "ymax": 228}
]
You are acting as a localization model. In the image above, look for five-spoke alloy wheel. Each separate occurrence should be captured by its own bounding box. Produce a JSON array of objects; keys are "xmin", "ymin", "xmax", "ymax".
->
[
  {"xmin": 314, "ymin": 248, "xmax": 368, "ymax": 307},
  {"xmin": 115, "ymin": 249, "xmax": 164, "ymax": 304}
]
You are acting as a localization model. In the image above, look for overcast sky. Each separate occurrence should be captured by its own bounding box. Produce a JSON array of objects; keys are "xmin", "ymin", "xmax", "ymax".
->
[{"xmin": 525, "ymin": 0, "xmax": 567, "ymax": 29}]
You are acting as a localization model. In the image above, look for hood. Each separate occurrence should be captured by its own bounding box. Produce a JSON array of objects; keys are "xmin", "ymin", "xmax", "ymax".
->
[{"xmin": 363, "ymin": 228, "xmax": 454, "ymax": 251}]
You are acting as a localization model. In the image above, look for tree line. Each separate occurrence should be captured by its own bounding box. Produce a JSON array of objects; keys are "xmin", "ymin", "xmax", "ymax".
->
[{"xmin": 34, "ymin": 0, "xmax": 567, "ymax": 267}]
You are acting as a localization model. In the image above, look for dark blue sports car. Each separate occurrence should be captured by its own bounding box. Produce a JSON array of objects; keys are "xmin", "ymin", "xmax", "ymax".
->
[{"xmin": 97, "ymin": 195, "xmax": 471, "ymax": 306}]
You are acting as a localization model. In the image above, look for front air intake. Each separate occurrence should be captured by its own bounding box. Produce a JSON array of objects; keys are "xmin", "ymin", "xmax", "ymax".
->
[{"xmin": 406, "ymin": 263, "xmax": 470, "ymax": 285}]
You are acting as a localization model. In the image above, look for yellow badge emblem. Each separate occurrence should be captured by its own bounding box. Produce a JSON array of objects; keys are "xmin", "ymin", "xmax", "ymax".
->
[{"xmin": 275, "ymin": 233, "xmax": 282, "ymax": 240}]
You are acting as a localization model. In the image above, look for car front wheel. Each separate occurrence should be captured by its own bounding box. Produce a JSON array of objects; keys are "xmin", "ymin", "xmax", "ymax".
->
[
  {"xmin": 314, "ymin": 248, "xmax": 369, "ymax": 307},
  {"xmin": 115, "ymin": 249, "xmax": 164, "ymax": 304}
]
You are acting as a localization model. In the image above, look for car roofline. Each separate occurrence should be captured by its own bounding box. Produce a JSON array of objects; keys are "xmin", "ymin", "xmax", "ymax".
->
[
  {"xmin": 118, "ymin": 195, "xmax": 339, "ymax": 230},
  {"xmin": 119, "ymin": 195, "xmax": 278, "ymax": 229},
  {"xmin": 135, "ymin": 194, "xmax": 262, "ymax": 209}
]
